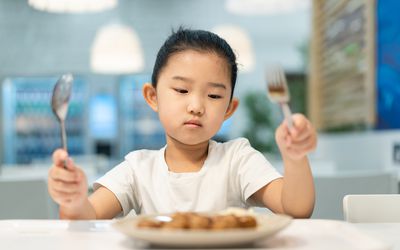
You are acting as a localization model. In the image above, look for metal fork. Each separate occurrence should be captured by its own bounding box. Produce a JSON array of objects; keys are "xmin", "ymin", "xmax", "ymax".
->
[{"xmin": 266, "ymin": 66, "xmax": 293, "ymax": 129}]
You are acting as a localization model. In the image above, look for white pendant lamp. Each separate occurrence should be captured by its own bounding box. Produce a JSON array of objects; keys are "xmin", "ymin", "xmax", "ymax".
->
[
  {"xmin": 225, "ymin": 0, "xmax": 310, "ymax": 15},
  {"xmin": 28, "ymin": 0, "xmax": 117, "ymax": 13},
  {"xmin": 212, "ymin": 25, "xmax": 255, "ymax": 73},
  {"xmin": 90, "ymin": 24, "xmax": 145, "ymax": 74}
]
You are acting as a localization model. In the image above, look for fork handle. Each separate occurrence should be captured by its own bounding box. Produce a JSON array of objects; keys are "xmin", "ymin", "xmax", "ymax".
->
[{"xmin": 281, "ymin": 103, "xmax": 293, "ymax": 129}]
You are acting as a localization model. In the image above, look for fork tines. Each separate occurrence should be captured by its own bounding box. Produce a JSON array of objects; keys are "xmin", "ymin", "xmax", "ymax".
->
[
  {"xmin": 267, "ymin": 66, "xmax": 289, "ymax": 98},
  {"xmin": 267, "ymin": 84, "xmax": 285, "ymax": 94}
]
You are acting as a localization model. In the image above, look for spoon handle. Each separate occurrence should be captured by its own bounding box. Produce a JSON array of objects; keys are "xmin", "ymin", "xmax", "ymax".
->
[{"xmin": 60, "ymin": 121, "xmax": 68, "ymax": 169}]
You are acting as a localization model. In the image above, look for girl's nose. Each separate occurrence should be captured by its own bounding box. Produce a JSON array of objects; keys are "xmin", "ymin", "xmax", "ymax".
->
[{"xmin": 187, "ymin": 97, "xmax": 205, "ymax": 115}]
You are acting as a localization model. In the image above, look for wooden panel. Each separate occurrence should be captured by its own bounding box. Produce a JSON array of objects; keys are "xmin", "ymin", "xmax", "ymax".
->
[{"xmin": 309, "ymin": 0, "xmax": 376, "ymax": 131}]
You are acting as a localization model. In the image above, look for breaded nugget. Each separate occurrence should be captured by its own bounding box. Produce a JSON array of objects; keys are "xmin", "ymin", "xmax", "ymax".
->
[
  {"xmin": 162, "ymin": 212, "xmax": 189, "ymax": 229},
  {"xmin": 211, "ymin": 215, "xmax": 239, "ymax": 230},
  {"xmin": 237, "ymin": 215, "xmax": 257, "ymax": 228},
  {"xmin": 187, "ymin": 214, "xmax": 211, "ymax": 229},
  {"xmin": 137, "ymin": 219, "xmax": 163, "ymax": 228}
]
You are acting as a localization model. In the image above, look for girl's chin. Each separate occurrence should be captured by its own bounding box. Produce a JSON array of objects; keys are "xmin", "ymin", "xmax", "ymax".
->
[{"xmin": 167, "ymin": 135, "xmax": 210, "ymax": 146}]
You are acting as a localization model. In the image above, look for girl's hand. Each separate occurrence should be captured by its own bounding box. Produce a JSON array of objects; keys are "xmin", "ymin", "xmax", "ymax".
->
[
  {"xmin": 275, "ymin": 113, "xmax": 317, "ymax": 161},
  {"xmin": 48, "ymin": 149, "xmax": 88, "ymax": 208}
]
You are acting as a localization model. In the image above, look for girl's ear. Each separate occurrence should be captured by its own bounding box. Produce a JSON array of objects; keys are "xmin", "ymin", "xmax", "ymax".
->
[
  {"xmin": 142, "ymin": 83, "xmax": 158, "ymax": 112},
  {"xmin": 224, "ymin": 97, "xmax": 239, "ymax": 121}
]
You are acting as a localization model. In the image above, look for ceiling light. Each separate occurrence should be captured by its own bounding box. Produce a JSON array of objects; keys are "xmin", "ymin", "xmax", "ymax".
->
[
  {"xmin": 225, "ymin": 0, "xmax": 310, "ymax": 15},
  {"xmin": 212, "ymin": 25, "xmax": 255, "ymax": 73},
  {"xmin": 28, "ymin": 0, "xmax": 117, "ymax": 13},
  {"xmin": 90, "ymin": 24, "xmax": 144, "ymax": 74}
]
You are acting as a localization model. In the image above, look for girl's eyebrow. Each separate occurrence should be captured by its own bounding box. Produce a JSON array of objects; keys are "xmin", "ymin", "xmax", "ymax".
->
[
  {"xmin": 172, "ymin": 76, "xmax": 193, "ymax": 83},
  {"xmin": 208, "ymin": 82, "xmax": 226, "ymax": 89},
  {"xmin": 172, "ymin": 76, "xmax": 226, "ymax": 89}
]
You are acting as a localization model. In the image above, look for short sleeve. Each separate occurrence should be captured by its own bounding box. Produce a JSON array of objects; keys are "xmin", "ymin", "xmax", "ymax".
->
[
  {"xmin": 233, "ymin": 138, "xmax": 282, "ymax": 203},
  {"xmin": 94, "ymin": 160, "xmax": 140, "ymax": 216}
]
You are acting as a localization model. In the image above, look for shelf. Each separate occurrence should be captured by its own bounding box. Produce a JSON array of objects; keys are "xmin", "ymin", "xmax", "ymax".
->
[{"xmin": 2, "ymin": 77, "xmax": 87, "ymax": 164}]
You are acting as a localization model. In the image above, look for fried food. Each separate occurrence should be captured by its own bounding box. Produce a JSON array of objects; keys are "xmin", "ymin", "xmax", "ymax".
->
[
  {"xmin": 136, "ymin": 211, "xmax": 257, "ymax": 230},
  {"xmin": 136, "ymin": 219, "xmax": 163, "ymax": 228},
  {"xmin": 237, "ymin": 215, "xmax": 257, "ymax": 228},
  {"xmin": 211, "ymin": 214, "xmax": 239, "ymax": 230}
]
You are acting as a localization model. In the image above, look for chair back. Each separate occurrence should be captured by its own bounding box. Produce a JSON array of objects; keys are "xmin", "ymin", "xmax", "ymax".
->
[
  {"xmin": 343, "ymin": 194, "xmax": 400, "ymax": 223},
  {"xmin": 0, "ymin": 178, "xmax": 58, "ymax": 219},
  {"xmin": 313, "ymin": 171, "xmax": 398, "ymax": 220}
]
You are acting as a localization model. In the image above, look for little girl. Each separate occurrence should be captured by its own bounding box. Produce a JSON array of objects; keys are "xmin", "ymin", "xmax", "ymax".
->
[{"xmin": 48, "ymin": 28, "xmax": 317, "ymax": 219}]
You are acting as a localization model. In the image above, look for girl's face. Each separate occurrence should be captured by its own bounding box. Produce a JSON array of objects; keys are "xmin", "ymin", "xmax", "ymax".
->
[{"xmin": 149, "ymin": 50, "xmax": 238, "ymax": 146}]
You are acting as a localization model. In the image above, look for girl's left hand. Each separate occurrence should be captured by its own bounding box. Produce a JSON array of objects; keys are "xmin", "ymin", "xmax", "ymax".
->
[{"xmin": 275, "ymin": 113, "xmax": 317, "ymax": 161}]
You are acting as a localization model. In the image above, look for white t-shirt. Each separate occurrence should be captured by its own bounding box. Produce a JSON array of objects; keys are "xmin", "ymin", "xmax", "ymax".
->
[{"xmin": 94, "ymin": 138, "xmax": 282, "ymax": 216}]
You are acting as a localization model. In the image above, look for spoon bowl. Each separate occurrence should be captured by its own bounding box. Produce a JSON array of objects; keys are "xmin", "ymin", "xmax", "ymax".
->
[{"xmin": 51, "ymin": 74, "xmax": 73, "ymax": 153}]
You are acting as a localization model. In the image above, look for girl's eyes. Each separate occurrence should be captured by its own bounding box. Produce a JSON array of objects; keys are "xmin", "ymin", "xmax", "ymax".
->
[
  {"xmin": 173, "ymin": 88, "xmax": 222, "ymax": 99},
  {"xmin": 173, "ymin": 88, "xmax": 188, "ymax": 94},
  {"xmin": 208, "ymin": 94, "xmax": 222, "ymax": 99}
]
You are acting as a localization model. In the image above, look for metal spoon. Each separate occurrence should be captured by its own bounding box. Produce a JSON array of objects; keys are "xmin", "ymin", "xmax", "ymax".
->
[{"xmin": 51, "ymin": 74, "xmax": 73, "ymax": 167}]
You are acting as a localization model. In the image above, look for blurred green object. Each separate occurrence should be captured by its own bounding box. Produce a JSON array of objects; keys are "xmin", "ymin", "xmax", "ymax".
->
[
  {"xmin": 242, "ymin": 91, "xmax": 279, "ymax": 154},
  {"xmin": 286, "ymin": 73, "xmax": 307, "ymax": 115},
  {"xmin": 242, "ymin": 73, "xmax": 308, "ymax": 154}
]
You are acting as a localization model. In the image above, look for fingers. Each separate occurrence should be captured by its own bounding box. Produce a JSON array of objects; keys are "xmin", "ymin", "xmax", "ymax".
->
[
  {"xmin": 49, "ymin": 166, "xmax": 79, "ymax": 182},
  {"xmin": 276, "ymin": 113, "xmax": 317, "ymax": 158},
  {"xmin": 49, "ymin": 178, "xmax": 82, "ymax": 194},
  {"xmin": 49, "ymin": 150, "xmax": 89, "ymax": 207},
  {"xmin": 52, "ymin": 149, "xmax": 77, "ymax": 172},
  {"xmin": 283, "ymin": 114, "xmax": 314, "ymax": 142},
  {"xmin": 48, "ymin": 166, "xmax": 87, "ymax": 207},
  {"xmin": 288, "ymin": 114, "xmax": 307, "ymax": 135},
  {"xmin": 286, "ymin": 134, "xmax": 317, "ymax": 152},
  {"xmin": 279, "ymin": 135, "xmax": 316, "ymax": 160},
  {"xmin": 290, "ymin": 124, "xmax": 312, "ymax": 143},
  {"xmin": 48, "ymin": 176, "xmax": 78, "ymax": 206}
]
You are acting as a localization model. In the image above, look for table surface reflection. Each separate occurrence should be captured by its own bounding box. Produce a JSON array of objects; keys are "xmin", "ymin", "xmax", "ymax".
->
[{"xmin": 0, "ymin": 219, "xmax": 398, "ymax": 250}]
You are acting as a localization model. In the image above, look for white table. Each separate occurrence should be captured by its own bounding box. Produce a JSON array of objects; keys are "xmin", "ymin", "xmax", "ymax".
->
[
  {"xmin": 355, "ymin": 223, "xmax": 400, "ymax": 250},
  {"xmin": 0, "ymin": 219, "xmax": 397, "ymax": 250}
]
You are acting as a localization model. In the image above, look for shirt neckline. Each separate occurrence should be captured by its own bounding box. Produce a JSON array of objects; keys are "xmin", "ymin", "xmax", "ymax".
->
[{"xmin": 159, "ymin": 140, "xmax": 216, "ymax": 178}]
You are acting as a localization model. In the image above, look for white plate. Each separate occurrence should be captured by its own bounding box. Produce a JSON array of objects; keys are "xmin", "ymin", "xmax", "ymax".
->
[{"xmin": 112, "ymin": 213, "xmax": 292, "ymax": 247}]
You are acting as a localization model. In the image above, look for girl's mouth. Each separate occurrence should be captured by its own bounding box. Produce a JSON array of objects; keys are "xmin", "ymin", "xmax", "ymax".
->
[{"xmin": 184, "ymin": 120, "xmax": 202, "ymax": 127}]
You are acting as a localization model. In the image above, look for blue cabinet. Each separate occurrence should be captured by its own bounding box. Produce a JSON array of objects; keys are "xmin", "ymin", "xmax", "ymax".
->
[
  {"xmin": 118, "ymin": 75, "xmax": 165, "ymax": 157},
  {"xmin": 376, "ymin": 0, "xmax": 400, "ymax": 129},
  {"xmin": 1, "ymin": 77, "xmax": 88, "ymax": 164}
]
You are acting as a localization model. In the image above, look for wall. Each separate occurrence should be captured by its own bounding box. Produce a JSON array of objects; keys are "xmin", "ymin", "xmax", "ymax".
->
[
  {"xmin": 0, "ymin": 1, "xmax": 310, "ymax": 76},
  {"xmin": 313, "ymin": 130, "xmax": 400, "ymax": 172},
  {"xmin": 0, "ymin": 1, "xmax": 311, "ymax": 163}
]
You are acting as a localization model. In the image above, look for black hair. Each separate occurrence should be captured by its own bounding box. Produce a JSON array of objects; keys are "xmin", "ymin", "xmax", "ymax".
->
[{"xmin": 151, "ymin": 27, "xmax": 238, "ymax": 99}]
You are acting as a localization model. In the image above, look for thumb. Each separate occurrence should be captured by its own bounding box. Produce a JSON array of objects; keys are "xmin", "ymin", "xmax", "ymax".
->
[
  {"xmin": 64, "ymin": 157, "xmax": 76, "ymax": 171},
  {"xmin": 279, "ymin": 120, "xmax": 290, "ymax": 137},
  {"xmin": 52, "ymin": 149, "xmax": 69, "ymax": 168}
]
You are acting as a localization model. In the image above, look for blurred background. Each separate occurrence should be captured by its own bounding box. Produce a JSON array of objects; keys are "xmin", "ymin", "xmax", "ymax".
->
[{"xmin": 1, "ymin": 0, "xmax": 399, "ymax": 220}]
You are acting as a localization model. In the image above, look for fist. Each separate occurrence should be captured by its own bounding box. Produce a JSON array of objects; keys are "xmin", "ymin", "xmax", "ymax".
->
[
  {"xmin": 48, "ymin": 149, "xmax": 88, "ymax": 207},
  {"xmin": 275, "ymin": 113, "xmax": 317, "ymax": 161}
]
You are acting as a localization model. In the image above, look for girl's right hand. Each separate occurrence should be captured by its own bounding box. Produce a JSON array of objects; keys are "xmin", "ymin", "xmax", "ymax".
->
[{"xmin": 48, "ymin": 149, "xmax": 88, "ymax": 209}]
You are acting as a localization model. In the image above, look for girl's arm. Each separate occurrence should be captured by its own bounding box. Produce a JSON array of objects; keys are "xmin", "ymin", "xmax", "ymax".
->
[
  {"xmin": 59, "ymin": 187, "xmax": 122, "ymax": 220},
  {"xmin": 49, "ymin": 149, "xmax": 122, "ymax": 220},
  {"xmin": 88, "ymin": 187, "xmax": 123, "ymax": 219},
  {"xmin": 251, "ymin": 114, "xmax": 316, "ymax": 218}
]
